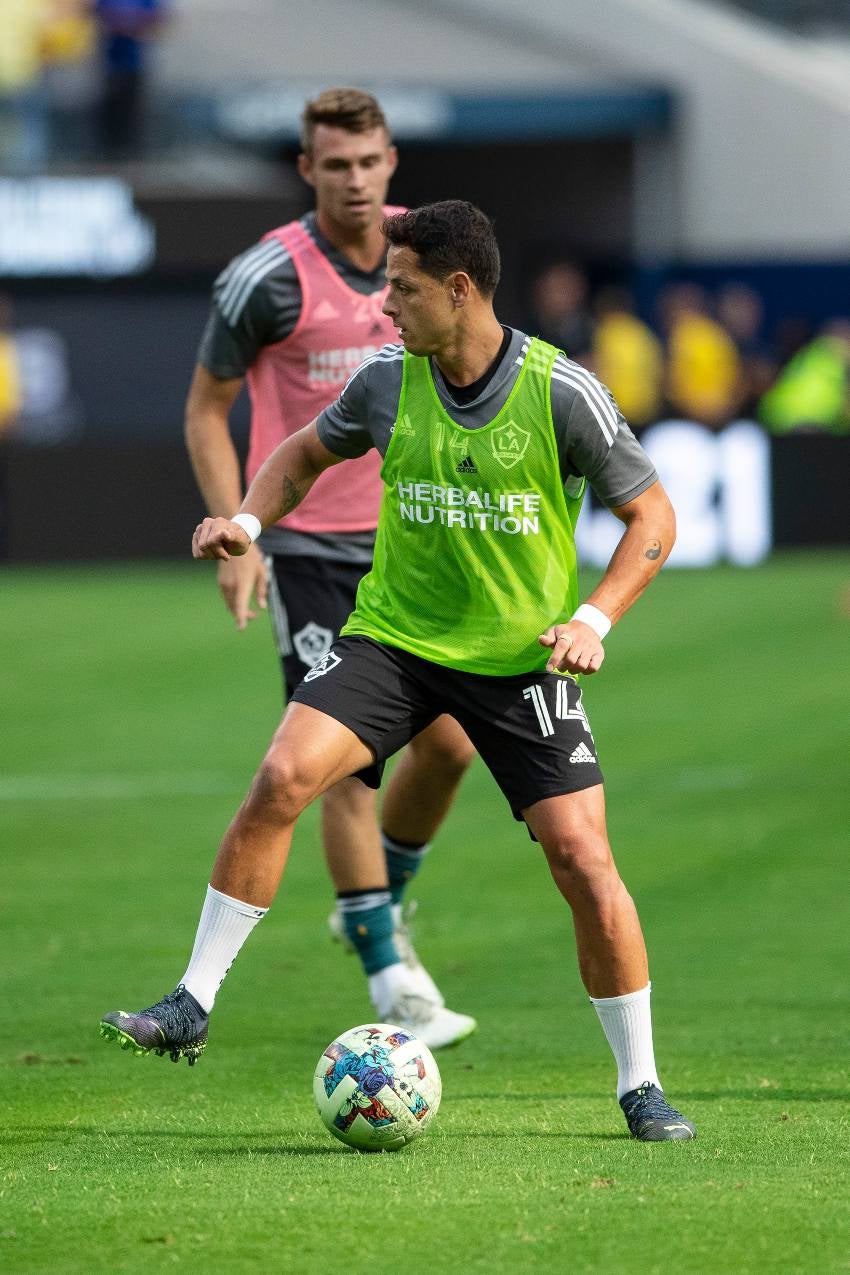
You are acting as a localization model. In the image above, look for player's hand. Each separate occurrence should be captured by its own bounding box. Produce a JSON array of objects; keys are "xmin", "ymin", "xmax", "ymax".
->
[
  {"xmin": 538, "ymin": 621, "xmax": 605, "ymax": 675},
  {"xmin": 192, "ymin": 516, "xmax": 251, "ymax": 562},
  {"xmin": 217, "ymin": 543, "xmax": 268, "ymax": 631}
]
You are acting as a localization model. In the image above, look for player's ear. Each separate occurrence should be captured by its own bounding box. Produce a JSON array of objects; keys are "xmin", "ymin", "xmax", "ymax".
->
[
  {"xmin": 386, "ymin": 144, "xmax": 398, "ymax": 177},
  {"xmin": 297, "ymin": 152, "xmax": 315, "ymax": 188},
  {"xmin": 449, "ymin": 273, "xmax": 472, "ymax": 306}
]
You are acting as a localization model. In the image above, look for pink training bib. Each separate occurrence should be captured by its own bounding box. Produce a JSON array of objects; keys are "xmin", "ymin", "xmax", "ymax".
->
[{"xmin": 245, "ymin": 211, "xmax": 404, "ymax": 533}]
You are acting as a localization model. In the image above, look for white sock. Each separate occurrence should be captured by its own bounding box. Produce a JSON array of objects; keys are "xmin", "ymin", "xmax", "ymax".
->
[
  {"xmin": 590, "ymin": 983, "xmax": 661, "ymax": 1099},
  {"xmin": 180, "ymin": 885, "xmax": 267, "ymax": 1013},
  {"xmin": 368, "ymin": 962, "xmax": 411, "ymax": 1017}
]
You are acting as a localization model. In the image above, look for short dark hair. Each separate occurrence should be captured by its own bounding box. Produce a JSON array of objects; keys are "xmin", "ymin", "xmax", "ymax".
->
[
  {"xmin": 301, "ymin": 88, "xmax": 390, "ymax": 155},
  {"xmin": 382, "ymin": 201, "xmax": 501, "ymax": 298}
]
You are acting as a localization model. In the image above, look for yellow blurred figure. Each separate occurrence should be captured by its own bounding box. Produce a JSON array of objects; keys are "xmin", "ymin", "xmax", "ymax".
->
[
  {"xmin": 0, "ymin": 0, "xmax": 51, "ymax": 170},
  {"xmin": 0, "ymin": 0, "xmax": 47, "ymax": 89},
  {"xmin": 592, "ymin": 289, "xmax": 663, "ymax": 427},
  {"xmin": 41, "ymin": 1, "xmax": 95, "ymax": 65},
  {"xmin": 0, "ymin": 0, "xmax": 93, "ymax": 170},
  {"xmin": 666, "ymin": 312, "xmax": 741, "ymax": 425},
  {"xmin": 0, "ymin": 334, "xmax": 22, "ymax": 437},
  {"xmin": 658, "ymin": 284, "xmax": 742, "ymax": 427}
]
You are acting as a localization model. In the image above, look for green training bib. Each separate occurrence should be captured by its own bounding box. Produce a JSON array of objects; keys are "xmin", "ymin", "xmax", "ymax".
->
[{"xmin": 341, "ymin": 337, "xmax": 585, "ymax": 675}]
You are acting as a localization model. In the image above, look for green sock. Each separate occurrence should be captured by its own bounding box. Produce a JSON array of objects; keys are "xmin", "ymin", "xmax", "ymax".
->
[
  {"xmin": 382, "ymin": 834, "xmax": 431, "ymax": 906},
  {"xmin": 337, "ymin": 889, "xmax": 399, "ymax": 974}
]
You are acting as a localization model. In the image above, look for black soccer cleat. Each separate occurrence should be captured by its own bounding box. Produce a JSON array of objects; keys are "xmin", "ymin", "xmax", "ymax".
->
[
  {"xmin": 619, "ymin": 1082, "xmax": 696, "ymax": 1141},
  {"xmin": 99, "ymin": 984, "xmax": 209, "ymax": 1066}
]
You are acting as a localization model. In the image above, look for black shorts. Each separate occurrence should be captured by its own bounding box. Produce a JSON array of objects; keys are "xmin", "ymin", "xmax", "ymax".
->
[
  {"xmin": 290, "ymin": 635, "xmax": 604, "ymax": 821},
  {"xmin": 266, "ymin": 554, "xmax": 368, "ymax": 699}
]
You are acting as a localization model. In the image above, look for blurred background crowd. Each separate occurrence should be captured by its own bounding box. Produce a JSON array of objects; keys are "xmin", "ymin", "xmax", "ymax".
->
[
  {"xmin": 0, "ymin": 0, "xmax": 168, "ymax": 170},
  {"xmin": 524, "ymin": 263, "xmax": 850, "ymax": 436}
]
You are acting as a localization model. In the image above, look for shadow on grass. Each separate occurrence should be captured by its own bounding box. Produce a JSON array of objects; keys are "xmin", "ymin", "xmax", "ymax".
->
[
  {"xmin": 4, "ymin": 1123, "xmax": 631, "ymax": 1151},
  {"xmin": 193, "ymin": 1144, "xmax": 346, "ymax": 1156},
  {"xmin": 2, "ymin": 1125, "xmax": 345, "ymax": 1155}
]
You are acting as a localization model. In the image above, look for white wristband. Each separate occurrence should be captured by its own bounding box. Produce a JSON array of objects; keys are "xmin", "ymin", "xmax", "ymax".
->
[
  {"xmin": 571, "ymin": 603, "xmax": 612, "ymax": 640},
  {"xmin": 231, "ymin": 512, "xmax": 262, "ymax": 543}
]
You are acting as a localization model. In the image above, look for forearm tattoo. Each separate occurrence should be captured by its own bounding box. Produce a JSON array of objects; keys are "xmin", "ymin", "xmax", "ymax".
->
[
  {"xmin": 644, "ymin": 539, "xmax": 662, "ymax": 560},
  {"xmin": 280, "ymin": 475, "xmax": 306, "ymax": 516}
]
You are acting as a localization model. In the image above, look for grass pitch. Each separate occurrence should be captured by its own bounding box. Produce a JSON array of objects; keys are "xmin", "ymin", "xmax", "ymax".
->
[{"xmin": 2, "ymin": 554, "xmax": 848, "ymax": 1273}]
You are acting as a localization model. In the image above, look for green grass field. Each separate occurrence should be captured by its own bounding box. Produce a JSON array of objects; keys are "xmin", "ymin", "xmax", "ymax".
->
[{"xmin": 2, "ymin": 553, "xmax": 848, "ymax": 1273}]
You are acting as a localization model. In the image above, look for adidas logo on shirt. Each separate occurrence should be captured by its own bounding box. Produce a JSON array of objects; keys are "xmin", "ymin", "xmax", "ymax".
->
[
  {"xmin": 455, "ymin": 455, "xmax": 477, "ymax": 474},
  {"xmin": 569, "ymin": 742, "xmax": 596, "ymax": 764},
  {"xmin": 313, "ymin": 299, "xmax": 340, "ymax": 321}
]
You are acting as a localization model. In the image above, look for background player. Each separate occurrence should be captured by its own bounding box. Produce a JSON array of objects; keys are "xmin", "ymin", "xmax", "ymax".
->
[
  {"xmin": 104, "ymin": 199, "xmax": 695, "ymax": 1142},
  {"xmin": 184, "ymin": 89, "xmax": 475, "ymax": 1047}
]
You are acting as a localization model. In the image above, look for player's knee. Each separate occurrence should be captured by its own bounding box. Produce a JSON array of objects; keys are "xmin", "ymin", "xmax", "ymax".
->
[
  {"xmin": 249, "ymin": 749, "xmax": 318, "ymax": 823},
  {"xmin": 543, "ymin": 830, "xmax": 618, "ymax": 899}
]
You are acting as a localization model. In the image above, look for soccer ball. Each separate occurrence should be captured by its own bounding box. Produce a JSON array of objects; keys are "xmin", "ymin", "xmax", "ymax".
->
[{"xmin": 313, "ymin": 1022, "xmax": 442, "ymax": 1152}]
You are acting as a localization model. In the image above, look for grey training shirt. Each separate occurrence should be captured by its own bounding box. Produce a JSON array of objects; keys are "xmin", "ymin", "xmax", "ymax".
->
[{"xmin": 318, "ymin": 329, "xmax": 657, "ymax": 509}]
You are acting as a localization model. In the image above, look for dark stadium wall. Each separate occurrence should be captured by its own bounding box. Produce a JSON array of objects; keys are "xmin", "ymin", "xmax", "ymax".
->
[{"xmin": 770, "ymin": 436, "xmax": 850, "ymax": 547}]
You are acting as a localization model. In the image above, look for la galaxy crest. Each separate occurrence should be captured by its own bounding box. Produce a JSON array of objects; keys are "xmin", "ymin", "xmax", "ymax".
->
[{"xmin": 491, "ymin": 420, "xmax": 530, "ymax": 470}]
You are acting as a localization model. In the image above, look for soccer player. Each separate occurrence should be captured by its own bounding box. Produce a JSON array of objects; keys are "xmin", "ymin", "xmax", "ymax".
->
[
  {"xmin": 184, "ymin": 89, "xmax": 475, "ymax": 1048},
  {"xmin": 103, "ymin": 201, "xmax": 696, "ymax": 1142}
]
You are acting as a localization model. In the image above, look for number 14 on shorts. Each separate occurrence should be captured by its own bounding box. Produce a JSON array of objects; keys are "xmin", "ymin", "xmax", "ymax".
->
[{"xmin": 523, "ymin": 678, "xmax": 595, "ymax": 742}]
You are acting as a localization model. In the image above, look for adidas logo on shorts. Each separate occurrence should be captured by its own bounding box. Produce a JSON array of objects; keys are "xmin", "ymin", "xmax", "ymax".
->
[{"xmin": 569, "ymin": 742, "xmax": 595, "ymax": 764}]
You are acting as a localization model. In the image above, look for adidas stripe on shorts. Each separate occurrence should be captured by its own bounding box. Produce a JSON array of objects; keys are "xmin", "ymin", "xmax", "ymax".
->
[{"xmin": 291, "ymin": 635, "xmax": 603, "ymax": 823}]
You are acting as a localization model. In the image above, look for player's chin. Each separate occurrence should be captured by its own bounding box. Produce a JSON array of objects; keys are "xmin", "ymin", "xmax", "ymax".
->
[
  {"xmin": 399, "ymin": 333, "xmax": 429, "ymax": 356},
  {"xmin": 342, "ymin": 201, "xmax": 374, "ymax": 224}
]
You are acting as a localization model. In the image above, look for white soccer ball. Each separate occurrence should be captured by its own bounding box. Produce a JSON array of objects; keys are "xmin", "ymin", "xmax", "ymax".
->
[{"xmin": 313, "ymin": 1022, "xmax": 442, "ymax": 1151}]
